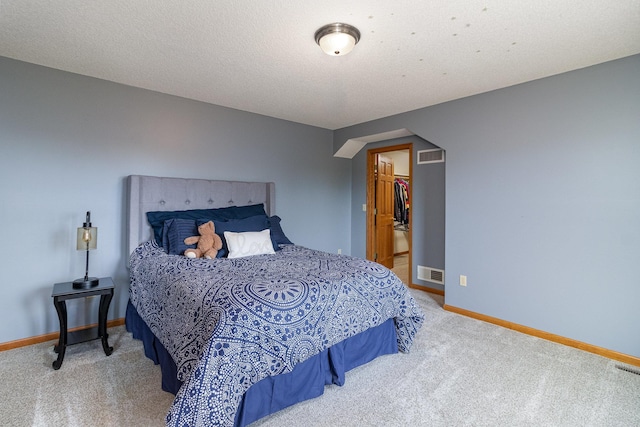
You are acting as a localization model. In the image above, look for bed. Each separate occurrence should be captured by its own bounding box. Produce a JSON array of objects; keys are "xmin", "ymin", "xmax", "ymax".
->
[{"xmin": 124, "ymin": 174, "xmax": 425, "ymax": 426}]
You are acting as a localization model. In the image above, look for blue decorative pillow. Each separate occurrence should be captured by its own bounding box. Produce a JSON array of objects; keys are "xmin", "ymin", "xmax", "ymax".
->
[
  {"xmin": 267, "ymin": 215, "xmax": 293, "ymax": 250},
  {"xmin": 226, "ymin": 203, "xmax": 268, "ymax": 219},
  {"xmin": 211, "ymin": 215, "xmax": 270, "ymax": 257},
  {"xmin": 148, "ymin": 209, "xmax": 218, "ymax": 244},
  {"xmin": 147, "ymin": 204, "xmax": 268, "ymax": 244},
  {"xmin": 161, "ymin": 218, "xmax": 198, "ymax": 255}
]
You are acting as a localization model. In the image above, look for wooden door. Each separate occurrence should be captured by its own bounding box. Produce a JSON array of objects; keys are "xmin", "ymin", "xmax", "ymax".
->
[{"xmin": 375, "ymin": 154, "xmax": 394, "ymax": 268}]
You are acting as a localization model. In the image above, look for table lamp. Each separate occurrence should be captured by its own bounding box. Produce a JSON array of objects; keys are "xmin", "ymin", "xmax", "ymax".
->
[{"xmin": 73, "ymin": 211, "xmax": 99, "ymax": 289}]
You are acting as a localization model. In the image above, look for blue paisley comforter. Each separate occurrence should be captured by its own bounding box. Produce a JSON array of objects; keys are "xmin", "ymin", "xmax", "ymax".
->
[{"xmin": 129, "ymin": 241, "xmax": 424, "ymax": 426}]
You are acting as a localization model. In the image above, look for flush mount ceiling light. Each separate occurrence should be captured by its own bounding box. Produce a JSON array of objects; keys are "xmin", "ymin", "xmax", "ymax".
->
[{"xmin": 314, "ymin": 23, "xmax": 361, "ymax": 56}]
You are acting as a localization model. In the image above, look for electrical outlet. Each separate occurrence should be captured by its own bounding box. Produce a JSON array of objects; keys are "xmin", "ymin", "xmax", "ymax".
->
[
  {"xmin": 338, "ymin": 248, "xmax": 342, "ymax": 255},
  {"xmin": 459, "ymin": 275, "xmax": 467, "ymax": 287}
]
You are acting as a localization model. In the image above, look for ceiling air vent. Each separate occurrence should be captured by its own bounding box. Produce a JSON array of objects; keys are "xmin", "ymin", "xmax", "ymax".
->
[
  {"xmin": 417, "ymin": 149, "xmax": 445, "ymax": 164},
  {"xmin": 417, "ymin": 266, "xmax": 445, "ymax": 284}
]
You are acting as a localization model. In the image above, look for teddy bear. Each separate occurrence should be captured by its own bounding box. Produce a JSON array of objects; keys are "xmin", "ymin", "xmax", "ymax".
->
[{"xmin": 183, "ymin": 221, "xmax": 223, "ymax": 259}]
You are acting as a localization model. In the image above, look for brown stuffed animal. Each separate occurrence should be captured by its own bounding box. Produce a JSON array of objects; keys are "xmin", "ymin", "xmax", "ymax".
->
[{"xmin": 184, "ymin": 221, "xmax": 223, "ymax": 259}]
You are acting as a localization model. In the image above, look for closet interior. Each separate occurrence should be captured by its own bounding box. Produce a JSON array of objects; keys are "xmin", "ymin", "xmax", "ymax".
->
[{"xmin": 387, "ymin": 149, "xmax": 410, "ymax": 286}]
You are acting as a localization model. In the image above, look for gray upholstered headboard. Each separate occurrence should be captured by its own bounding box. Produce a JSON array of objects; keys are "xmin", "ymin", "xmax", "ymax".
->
[{"xmin": 126, "ymin": 175, "xmax": 275, "ymax": 256}]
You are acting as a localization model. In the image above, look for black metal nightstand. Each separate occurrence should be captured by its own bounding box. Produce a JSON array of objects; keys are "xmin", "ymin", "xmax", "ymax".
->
[{"xmin": 51, "ymin": 276, "xmax": 115, "ymax": 369}]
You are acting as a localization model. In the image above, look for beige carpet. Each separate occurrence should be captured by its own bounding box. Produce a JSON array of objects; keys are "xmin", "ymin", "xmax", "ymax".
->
[
  {"xmin": 0, "ymin": 326, "xmax": 174, "ymax": 426},
  {"xmin": 1, "ymin": 290, "xmax": 638, "ymax": 426},
  {"xmin": 391, "ymin": 253, "xmax": 409, "ymax": 285}
]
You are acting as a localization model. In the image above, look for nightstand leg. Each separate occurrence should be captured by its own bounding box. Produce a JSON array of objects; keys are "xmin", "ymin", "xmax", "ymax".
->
[
  {"xmin": 52, "ymin": 297, "xmax": 67, "ymax": 370},
  {"xmin": 98, "ymin": 291, "xmax": 114, "ymax": 356}
]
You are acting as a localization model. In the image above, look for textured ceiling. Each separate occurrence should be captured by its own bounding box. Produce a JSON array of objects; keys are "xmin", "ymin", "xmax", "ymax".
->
[{"xmin": 1, "ymin": 1, "xmax": 639, "ymax": 130}]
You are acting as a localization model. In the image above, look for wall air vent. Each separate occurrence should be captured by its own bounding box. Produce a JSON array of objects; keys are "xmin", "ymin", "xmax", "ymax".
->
[
  {"xmin": 417, "ymin": 266, "xmax": 445, "ymax": 284},
  {"xmin": 417, "ymin": 149, "xmax": 445, "ymax": 164}
]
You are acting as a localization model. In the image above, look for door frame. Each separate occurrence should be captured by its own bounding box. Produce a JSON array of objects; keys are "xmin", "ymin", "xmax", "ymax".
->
[{"xmin": 366, "ymin": 143, "xmax": 413, "ymax": 283}]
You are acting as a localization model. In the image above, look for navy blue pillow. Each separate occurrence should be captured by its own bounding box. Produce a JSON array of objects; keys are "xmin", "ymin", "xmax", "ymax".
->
[
  {"xmin": 210, "ymin": 215, "xmax": 270, "ymax": 258},
  {"xmin": 161, "ymin": 218, "xmax": 198, "ymax": 255},
  {"xmin": 147, "ymin": 204, "xmax": 268, "ymax": 244},
  {"xmin": 226, "ymin": 203, "xmax": 268, "ymax": 219},
  {"xmin": 267, "ymin": 215, "xmax": 293, "ymax": 250},
  {"xmin": 148, "ymin": 209, "xmax": 220, "ymax": 244}
]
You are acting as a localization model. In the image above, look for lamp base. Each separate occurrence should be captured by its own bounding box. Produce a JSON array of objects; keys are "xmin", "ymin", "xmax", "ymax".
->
[{"xmin": 72, "ymin": 277, "xmax": 99, "ymax": 289}]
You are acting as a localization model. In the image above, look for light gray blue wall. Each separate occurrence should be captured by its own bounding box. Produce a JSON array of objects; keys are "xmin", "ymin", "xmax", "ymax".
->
[
  {"xmin": 3, "ymin": 54, "xmax": 639, "ymax": 360},
  {"xmin": 336, "ymin": 55, "xmax": 640, "ymax": 358},
  {"xmin": 0, "ymin": 57, "xmax": 351, "ymax": 343},
  {"xmin": 349, "ymin": 136, "xmax": 446, "ymax": 292}
]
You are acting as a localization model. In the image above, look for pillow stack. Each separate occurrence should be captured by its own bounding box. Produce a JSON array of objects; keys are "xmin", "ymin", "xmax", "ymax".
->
[{"xmin": 146, "ymin": 204, "xmax": 293, "ymax": 258}]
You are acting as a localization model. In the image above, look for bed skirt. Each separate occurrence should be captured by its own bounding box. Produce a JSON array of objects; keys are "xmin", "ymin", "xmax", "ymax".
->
[{"xmin": 125, "ymin": 300, "xmax": 399, "ymax": 426}]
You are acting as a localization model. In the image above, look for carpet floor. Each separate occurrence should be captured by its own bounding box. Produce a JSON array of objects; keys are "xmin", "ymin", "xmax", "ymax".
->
[
  {"xmin": 391, "ymin": 253, "xmax": 409, "ymax": 286},
  {"xmin": 1, "ymin": 290, "xmax": 638, "ymax": 426}
]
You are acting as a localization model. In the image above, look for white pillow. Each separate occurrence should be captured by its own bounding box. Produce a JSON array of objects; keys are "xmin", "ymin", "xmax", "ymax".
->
[{"xmin": 224, "ymin": 229, "xmax": 275, "ymax": 259}]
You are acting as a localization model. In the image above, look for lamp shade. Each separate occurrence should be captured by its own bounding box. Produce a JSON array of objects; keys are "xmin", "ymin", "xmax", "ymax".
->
[
  {"xmin": 315, "ymin": 23, "xmax": 360, "ymax": 56},
  {"xmin": 76, "ymin": 226, "xmax": 97, "ymax": 250}
]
